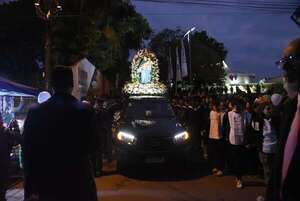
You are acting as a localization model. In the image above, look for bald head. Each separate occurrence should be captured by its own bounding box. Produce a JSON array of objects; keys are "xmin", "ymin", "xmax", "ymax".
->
[
  {"xmin": 282, "ymin": 38, "xmax": 300, "ymax": 92},
  {"xmin": 51, "ymin": 66, "xmax": 74, "ymax": 94},
  {"xmin": 283, "ymin": 38, "xmax": 300, "ymax": 58}
]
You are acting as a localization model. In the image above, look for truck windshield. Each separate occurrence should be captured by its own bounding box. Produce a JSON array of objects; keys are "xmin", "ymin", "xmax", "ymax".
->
[{"xmin": 125, "ymin": 99, "xmax": 175, "ymax": 119}]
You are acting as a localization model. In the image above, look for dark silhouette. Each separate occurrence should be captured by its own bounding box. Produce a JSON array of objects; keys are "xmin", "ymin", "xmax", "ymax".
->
[
  {"xmin": 266, "ymin": 38, "xmax": 300, "ymax": 201},
  {"xmin": 23, "ymin": 67, "xmax": 99, "ymax": 201},
  {"xmin": 0, "ymin": 114, "xmax": 22, "ymax": 201}
]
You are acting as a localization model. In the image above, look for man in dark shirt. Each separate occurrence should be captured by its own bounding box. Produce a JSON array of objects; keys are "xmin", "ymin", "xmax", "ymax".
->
[
  {"xmin": 266, "ymin": 38, "xmax": 300, "ymax": 201},
  {"xmin": 0, "ymin": 114, "xmax": 22, "ymax": 201},
  {"xmin": 23, "ymin": 67, "xmax": 99, "ymax": 201}
]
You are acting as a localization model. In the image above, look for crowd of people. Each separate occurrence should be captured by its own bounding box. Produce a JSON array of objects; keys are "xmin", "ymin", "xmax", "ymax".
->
[
  {"xmin": 169, "ymin": 37, "xmax": 300, "ymax": 201},
  {"xmin": 171, "ymin": 92, "xmax": 281, "ymax": 189},
  {"xmin": 0, "ymin": 37, "xmax": 300, "ymax": 201},
  {"xmin": 0, "ymin": 116, "xmax": 23, "ymax": 201}
]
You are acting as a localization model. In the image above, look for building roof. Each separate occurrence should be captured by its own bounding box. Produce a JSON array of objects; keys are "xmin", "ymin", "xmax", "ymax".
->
[
  {"xmin": 264, "ymin": 76, "xmax": 282, "ymax": 84},
  {"xmin": 0, "ymin": 76, "xmax": 39, "ymax": 97}
]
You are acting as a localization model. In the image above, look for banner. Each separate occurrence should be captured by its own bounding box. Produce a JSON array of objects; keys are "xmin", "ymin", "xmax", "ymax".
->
[
  {"xmin": 175, "ymin": 47, "xmax": 182, "ymax": 81},
  {"xmin": 180, "ymin": 40, "xmax": 188, "ymax": 78},
  {"xmin": 168, "ymin": 47, "xmax": 174, "ymax": 81},
  {"xmin": 72, "ymin": 58, "xmax": 96, "ymax": 100}
]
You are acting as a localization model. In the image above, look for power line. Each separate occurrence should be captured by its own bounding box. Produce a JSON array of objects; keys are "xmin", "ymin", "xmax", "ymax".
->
[
  {"xmin": 133, "ymin": 0, "xmax": 298, "ymax": 12},
  {"xmin": 142, "ymin": 11, "xmax": 291, "ymax": 15},
  {"xmin": 184, "ymin": 0, "xmax": 299, "ymax": 7},
  {"xmin": 134, "ymin": 0, "xmax": 299, "ymax": 6},
  {"xmin": 133, "ymin": 0, "xmax": 297, "ymax": 9}
]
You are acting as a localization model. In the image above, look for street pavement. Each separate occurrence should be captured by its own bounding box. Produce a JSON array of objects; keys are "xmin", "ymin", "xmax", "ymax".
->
[{"xmin": 7, "ymin": 161, "xmax": 265, "ymax": 201}]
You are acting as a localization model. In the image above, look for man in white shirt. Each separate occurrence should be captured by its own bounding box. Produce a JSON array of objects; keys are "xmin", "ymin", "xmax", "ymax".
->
[
  {"xmin": 228, "ymin": 99, "xmax": 246, "ymax": 189},
  {"xmin": 209, "ymin": 103, "xmax": 225, "ymax": 176}
]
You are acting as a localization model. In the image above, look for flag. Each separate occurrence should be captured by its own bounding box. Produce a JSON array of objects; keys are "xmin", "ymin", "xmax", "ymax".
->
[
  {"xmin": 222, "ymin": 60, "xmax": 229, "ymax": 69},
  {"xmin": 176, "ymin": 47, "xmax": 182, "ymax": 81},
  {"xmin": 168, "ymin": 47, "xmax": 173, "ymax": 81},
  {"xmin": 180, "ymin": 40, "xmax": 188, "ymax": 78},
  {"xmin": 72, "ymin": 58, "xmax": 96, "ymax": 100}
]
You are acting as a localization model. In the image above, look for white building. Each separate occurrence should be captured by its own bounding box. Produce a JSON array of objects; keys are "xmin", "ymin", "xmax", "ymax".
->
[
  {"xmin": 225, "ymin": 71, "xmax": 256, "ymax": 85},
  {"xmin": 225, "ymin": 71, "xmax": 257, "ymax": 93}
]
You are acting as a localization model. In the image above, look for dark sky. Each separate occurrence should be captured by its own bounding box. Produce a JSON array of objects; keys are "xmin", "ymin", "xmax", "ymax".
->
[
  {"xmin": 1, "ymin": 0, "xmax": 299, "ymax": 78},
  {"xmin": 132, "ymin": 0, "xmax": 300, "ymax": 78},
  {"xmin": 0, "ymin": 0, "xmax": 16, "ymax": 3}
]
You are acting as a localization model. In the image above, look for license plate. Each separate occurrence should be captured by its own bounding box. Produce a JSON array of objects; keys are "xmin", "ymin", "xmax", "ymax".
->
[{"xmin": 145, "ymin": 157, "xmax": 165, "ymax": 164}]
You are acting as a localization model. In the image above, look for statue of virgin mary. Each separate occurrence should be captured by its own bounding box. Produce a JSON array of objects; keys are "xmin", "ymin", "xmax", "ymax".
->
[{"xmin": 137, "ymin": 58, "xmax": 152, "ymax": 84}]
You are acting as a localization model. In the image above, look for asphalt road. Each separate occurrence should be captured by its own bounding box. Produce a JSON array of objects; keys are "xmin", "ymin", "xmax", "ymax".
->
[
  {"xmin": 97, "ymin": 161, "xmax": 265, "ymax": 201},
  {"xmin": 7, "ymin": 161, "xmax": 265, "ymax": 201}
]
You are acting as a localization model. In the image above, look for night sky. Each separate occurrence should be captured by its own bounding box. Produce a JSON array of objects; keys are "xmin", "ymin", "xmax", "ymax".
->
[
  {"xmin": 1, "ymin": 0, "xmax": 300, "ymax": 78},
  {"xmin": 132, "ymin": 0, "xmax": 300, "ymax": 79}
]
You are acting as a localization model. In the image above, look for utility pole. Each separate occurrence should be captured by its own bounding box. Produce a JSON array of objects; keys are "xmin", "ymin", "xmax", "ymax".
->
[
  {"xmin": 188, "ymin": 35, "xmax": 192, "ymax": 84},
  {"xmin": 34, "ymin": 0, "xmax": 62, "ymax": 90},
  {"xmin": 44, "ymin": 22, "xmax": 51, "ymax": 90}
]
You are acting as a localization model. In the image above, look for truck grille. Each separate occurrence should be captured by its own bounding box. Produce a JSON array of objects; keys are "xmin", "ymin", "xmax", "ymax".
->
[{"xmin": 139, "ymin": 136, "xmax": 174, "ymax": 151}]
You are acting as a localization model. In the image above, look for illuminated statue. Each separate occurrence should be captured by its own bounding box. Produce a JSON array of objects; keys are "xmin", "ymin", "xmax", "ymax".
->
[
  {"xmin": 137, "ymin": 57, "xmax": 152, "ymax": 84},
  {"xmin": 123, "ymin": 49, "xmax": 167, "ymax": 95}
]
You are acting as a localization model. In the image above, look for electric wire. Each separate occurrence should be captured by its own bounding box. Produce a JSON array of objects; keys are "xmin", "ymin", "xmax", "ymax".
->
[
  {"xmin": 133, "ymin": 0, "xmax": 298, "ymax": 12},
  {"xmin": 132, "ymin": 0, "xmax": 299, "ymax": 15}
]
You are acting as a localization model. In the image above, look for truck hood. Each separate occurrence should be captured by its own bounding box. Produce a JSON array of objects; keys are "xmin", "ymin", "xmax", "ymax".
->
[{"xmin": 119, "ymin": 117, "xmax": 185, "ymax": 138}]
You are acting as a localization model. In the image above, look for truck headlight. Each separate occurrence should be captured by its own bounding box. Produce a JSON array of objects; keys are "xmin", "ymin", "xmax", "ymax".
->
[
  {"xmin": 117, "ymin": 131, "xmax": 137, "ymax": 145},
  {"xmin": 174, "ymin": 131, "xmax": 189, "ymax": 143}
]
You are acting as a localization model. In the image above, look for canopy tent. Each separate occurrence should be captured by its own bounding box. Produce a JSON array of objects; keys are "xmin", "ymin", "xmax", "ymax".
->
[
  {"xmin": 0, "ymin": 76, "xmax": 39, "ymax": 126},
  {"xmin": 0, "ymin": 76, "xmax": 39, "ymax": 97}
]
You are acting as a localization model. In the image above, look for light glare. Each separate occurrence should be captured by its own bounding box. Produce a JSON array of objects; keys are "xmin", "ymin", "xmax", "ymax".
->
[
  {"xmin": 117, "ymin": 131, "xmax": 136, "ymax": 144},
  {"xmin": 174, "ymin": 131, "xmax": 189, "ymax": 141}
]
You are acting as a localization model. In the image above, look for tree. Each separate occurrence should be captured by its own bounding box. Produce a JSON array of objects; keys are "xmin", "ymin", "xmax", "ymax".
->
[
  {"xmin": 0, "ymin": 0, "xmax": 151, "ymax": 90},
  {"xmin": 191, "ymin": 31, "xmax": 227, "ymax": 86},
  {"xmin": 50, "ymin": 0, "xmax": 112, "ymax": 66},
  {"xmin": 149, "ymin": 29, "xmax": 227, "ymax": 86},
  {"xmin": 88, "ymin": 0, "xmax": 152, "ymax": 86},
  {"xmin": 0, "ymin": 0, "xmax": 111, "ymax": 88},
  {"xmin": 0, "ymin": 0, "xmax": 44, "ymax": 87},
  {"xmin": 149, "ymin": 29, "xmax": 183, "ymax": 82}
]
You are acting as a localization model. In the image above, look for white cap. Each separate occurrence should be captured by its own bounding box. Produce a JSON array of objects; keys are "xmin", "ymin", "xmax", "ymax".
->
[
  {"xmin": 38, "ymin": 91, "xmax": 51, "ymax": 104},
  {"xmin": 271, "ymin": 93, "xmax": 282, "ymax": 106}
]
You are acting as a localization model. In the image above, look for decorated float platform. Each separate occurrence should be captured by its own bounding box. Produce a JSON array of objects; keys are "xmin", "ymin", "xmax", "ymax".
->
[{"xmin": 123, "ymin": 49, "xmax": 167, "ymax": 96}]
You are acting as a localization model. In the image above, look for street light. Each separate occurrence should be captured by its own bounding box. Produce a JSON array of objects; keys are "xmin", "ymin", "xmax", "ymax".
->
[
  {"xmin": 183, "ymin": 27, "xmax": 196, "ymax": 39},
  {"xmin": 183, "ymin": 27, "xmax": 196, "ymax": 84}
]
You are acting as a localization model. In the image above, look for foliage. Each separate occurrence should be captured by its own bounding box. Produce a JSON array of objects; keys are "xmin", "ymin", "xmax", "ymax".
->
[
  {"xmin": 123, "ymin": 82, "xmax": 167, "ymax": 95},
  {"xmin": 50, "ymin": 0, "xmax": 112, "ymax": 66},
  {"xmin": 192, "ymin": 31, "xmax": 227, "ymax": 85},
  {"xmin": 0, "ymin": 0, "xmax": 151, "ymax": 89},
  {"xmin": 88, "ymin": 1, "xmax": 152, "ymax": 85},
  {"xmin": 0, "ymin": 0, "xmax": 44, "ymax": 87},
  {"xmin": 149, "ymin": 29, "xmax": 227, "ymax": 85},
  {"xmin": 149, "ymin": 29, "xmax": 183, "ymax": 82}
]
